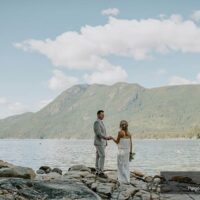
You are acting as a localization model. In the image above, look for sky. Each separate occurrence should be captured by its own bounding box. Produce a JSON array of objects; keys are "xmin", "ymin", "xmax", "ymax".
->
[{"xmin": 1, "ymin": 0, "xmax": 200, "ymax": 118}]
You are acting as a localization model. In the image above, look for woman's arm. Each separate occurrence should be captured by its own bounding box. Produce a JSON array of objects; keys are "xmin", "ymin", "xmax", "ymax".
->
[
  {"xmin": 130, "ymin": 134, "xmax": 133, "ymax": 153},
  {"xmin": 112, "ymin": 131, "xmax": 122, "ymax": 144}
]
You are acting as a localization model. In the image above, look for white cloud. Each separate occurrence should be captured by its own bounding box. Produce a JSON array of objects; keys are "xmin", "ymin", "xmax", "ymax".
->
[
  {"xmin": 14, "ymin": 13, "xmax": 200, "ymax": 85},
  {"xmin": 7, "ymin": 102, "xmax": 28, "ymax": 113},
  {"xmin": 48, "ymin": 70, "xmax": 79, "ymax": 92},
  {"xmin": 84, "ymin": 65, "xmax": 127, "ymax": 85},
  {"xmin": 168, "ymin": 73, "xmax": 200, "ymax": 85},
  {"xmin": 191, "ymin": 10, "xmax": 200, "ymax": 22},
  {"xmin": 101, "ymin": 8, "xmax": 120, "ymax": 16},
  {"xmin": 0, "ymin": 96, "xmax": 29, "ymax": 118},
  {"xmin": 197, "ymin": 73, "xmax": 200, "ymax": 81},
  {"xmin": 0, "ymin": 97, "xmax": 7, "ymax": 104},
  {"xmin": 14, "ymin": 14, "xmax": 200, "ymax": 66},
  {"xmin": 0, "ymin": 96, "xmax": 55, "ymax": 119}
]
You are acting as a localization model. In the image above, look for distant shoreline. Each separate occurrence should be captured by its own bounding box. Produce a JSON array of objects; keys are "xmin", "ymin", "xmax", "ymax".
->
[{"xmin": 0, "ymin": 137, "xmax": 198, "ymax": 140}]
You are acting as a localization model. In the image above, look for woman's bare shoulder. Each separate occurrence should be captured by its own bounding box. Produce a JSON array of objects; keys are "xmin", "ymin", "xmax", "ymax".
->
[{"xmin": 118, "ymin": 130, "xmax": 124, "ymax": 136}]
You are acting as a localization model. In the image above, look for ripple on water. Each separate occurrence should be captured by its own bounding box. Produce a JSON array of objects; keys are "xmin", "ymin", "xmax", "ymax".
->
[{"xmin": 0, "ymin": 139, "xmax": 199, "ymax": 175}]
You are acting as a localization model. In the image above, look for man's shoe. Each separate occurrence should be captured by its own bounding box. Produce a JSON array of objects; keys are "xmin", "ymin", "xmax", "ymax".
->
[
  {"xmin": 98, "ymin": 172, "xmax": 108, "ymax": 179},
  {"xmin": 95, "ymin": 171, "xmax": 100, "ymax": 176}
]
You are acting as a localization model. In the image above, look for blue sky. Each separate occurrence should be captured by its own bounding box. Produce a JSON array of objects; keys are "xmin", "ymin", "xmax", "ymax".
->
[{"xmin": 1, "ymin": 0, "xmax": 200, "ymax": 118}]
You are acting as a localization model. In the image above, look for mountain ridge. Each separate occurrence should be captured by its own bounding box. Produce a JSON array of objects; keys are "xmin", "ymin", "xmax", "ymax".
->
[{"xmin": 0, "ymin": 82, "xmax": 200, "ymax": 139}]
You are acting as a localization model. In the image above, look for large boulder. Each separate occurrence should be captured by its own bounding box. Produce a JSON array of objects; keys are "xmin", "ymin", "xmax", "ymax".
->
[
  {"xmin": 0, "ymin": 166, "xmax": 36, "ymax": 179},
  {"xmin": 0, "ymin": 160, "xmax": 15, "ymax": 169},
  {"xmin": 0, "ymin": 161, "xmax": 176, "ymax": 200},
  {"xmin": 34, "ymin": 179, "xmax": 101, "ymax": 199},
  {"xmin": 0, "ymin": 178, "xmax": 101, "ymax": 200}
]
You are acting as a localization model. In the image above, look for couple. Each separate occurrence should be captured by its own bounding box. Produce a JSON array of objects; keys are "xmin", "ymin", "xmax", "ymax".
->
[{"xmin": 93, "ymin": 110, "xmax": 133, "ymax": 185}]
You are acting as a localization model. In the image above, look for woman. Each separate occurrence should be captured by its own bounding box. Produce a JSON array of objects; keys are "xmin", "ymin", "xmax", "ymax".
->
[{"xmin": 111, "ymin": 120, "xmax": 133, "ymax": 184}]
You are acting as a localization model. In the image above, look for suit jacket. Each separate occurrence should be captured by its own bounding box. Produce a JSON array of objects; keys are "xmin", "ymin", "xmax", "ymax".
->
[{"xmin": 93, "ymin": 118, "xmax": 107, "ymax": 146}]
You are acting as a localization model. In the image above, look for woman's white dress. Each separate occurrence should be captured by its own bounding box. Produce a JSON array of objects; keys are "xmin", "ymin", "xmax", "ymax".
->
[{"xmin": 117, "ymin": 138, "xmax": 130, "ymax": 184}]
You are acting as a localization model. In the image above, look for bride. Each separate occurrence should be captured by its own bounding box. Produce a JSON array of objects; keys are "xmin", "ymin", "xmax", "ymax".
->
[{"xmin": 111, "ymin": 120, "xmax": 133, "ymax": 184}]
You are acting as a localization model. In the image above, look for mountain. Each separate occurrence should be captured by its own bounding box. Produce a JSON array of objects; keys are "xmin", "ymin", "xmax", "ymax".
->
[{"xmin": 0, "ymin": 82, "xmax": 200, "ymax": 139}]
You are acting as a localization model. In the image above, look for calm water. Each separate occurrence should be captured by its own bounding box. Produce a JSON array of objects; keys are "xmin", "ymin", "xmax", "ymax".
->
[{"xmin": 0, "ymin": 139, "xmax": 199, "ymax": 175}]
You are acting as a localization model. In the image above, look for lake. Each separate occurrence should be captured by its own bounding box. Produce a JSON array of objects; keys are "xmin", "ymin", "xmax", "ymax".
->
[{"xmin": 0, "ymin": 139, "xmax": 199, "ymax": 175}]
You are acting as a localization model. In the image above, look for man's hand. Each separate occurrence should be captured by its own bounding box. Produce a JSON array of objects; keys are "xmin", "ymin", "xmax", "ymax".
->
[
  {"xmin": 109, "ymin": 136, "xmax": 114, "ymax": 140},
  {"xmin": 106, "ymin": 136, "xmax": 112, "ymax": 140}
]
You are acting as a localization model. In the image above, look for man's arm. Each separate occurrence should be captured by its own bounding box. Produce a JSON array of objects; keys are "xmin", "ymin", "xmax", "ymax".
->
[{"xmin": 94, "ymin": 121, "xmax": 109, "ymax": 140}]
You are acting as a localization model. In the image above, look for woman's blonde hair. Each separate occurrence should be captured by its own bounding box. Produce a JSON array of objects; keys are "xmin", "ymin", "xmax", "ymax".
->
[{"xmin": 119, "ymin": 120, "xmax": 128, "ymax": 132}]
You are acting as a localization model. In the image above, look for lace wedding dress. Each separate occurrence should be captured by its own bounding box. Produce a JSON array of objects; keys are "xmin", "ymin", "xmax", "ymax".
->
[{"xmin": 117, "ymin": 138, "xmax": 130, "ymax": 184}]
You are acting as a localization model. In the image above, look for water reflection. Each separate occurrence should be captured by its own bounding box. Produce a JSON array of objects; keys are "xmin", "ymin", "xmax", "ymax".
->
[{"xmin": 0, "ymin": 139, "xmax": 199, "ymax": 175}]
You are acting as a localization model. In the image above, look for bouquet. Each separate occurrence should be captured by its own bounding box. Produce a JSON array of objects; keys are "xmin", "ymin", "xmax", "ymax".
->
[{"xmin": 129, "ymin": 152, "xmax": 135, "ymax": 161}]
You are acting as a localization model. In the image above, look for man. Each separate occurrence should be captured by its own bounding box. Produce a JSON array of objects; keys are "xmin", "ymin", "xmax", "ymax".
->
[{"xmin": 93, "ymin": 110, "xmax": 111, "ymax": 178}]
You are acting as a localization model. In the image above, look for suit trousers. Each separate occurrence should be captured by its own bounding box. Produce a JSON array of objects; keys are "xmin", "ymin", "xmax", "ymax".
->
[{"xmin": 95, "ymin": 145, "xmax": 106, "ymax": 173}]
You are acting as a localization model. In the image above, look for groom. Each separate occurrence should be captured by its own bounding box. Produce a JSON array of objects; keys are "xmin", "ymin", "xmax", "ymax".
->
[{"xmin": 93, "ymin": 110, "xmax": 112, "ymax": 178}]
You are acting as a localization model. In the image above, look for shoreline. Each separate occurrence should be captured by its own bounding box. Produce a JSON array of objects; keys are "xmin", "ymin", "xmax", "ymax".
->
[{"xmin": 0, "ymin": 137, "xmax": 198, "ymax": 140}]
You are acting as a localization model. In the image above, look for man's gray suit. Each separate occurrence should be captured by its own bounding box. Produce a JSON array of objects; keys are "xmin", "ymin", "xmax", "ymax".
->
[{"xmin": 93, "ymin": 118, "xmax": 107, "ymax": 173}]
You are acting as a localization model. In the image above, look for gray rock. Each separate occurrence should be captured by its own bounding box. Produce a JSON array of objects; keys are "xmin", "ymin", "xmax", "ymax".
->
[
  {"xmin": 85, "ymin": 173, "xmax": 96, "ymax": 178},
  {"xmin": 105, "ymin": 171, "xmax": 118, "ymax": 180},
  {"xmin": 68, "ymin": 164, "xmax": 91, "ymax": 172},
  {"xmin": 131, "ymin": 170, "xmax": 145, "ymax": 178},
  {"xmin": 39, "ymin": 166, "xmax": 52, "ymax": 174},
  {"xmin": 144, "ymin": 175, "xmax": 153, "ymax": 183},
  {"xmin": 63, "ymin": 173, "xmax": 82, "ymax": 179},
  {"xmin": 111, "ymin": 184, "xmax": 139, "ymax": 200},
  {"xmin": 82, "ymin": 178, "xmax": 95, "ymax": 187},
  {"xmin": 52, "ymin": 167, "xmax": 62, "ymax": 175},
  {"xmin": 91, "ymin": 182, "xmax": 98, "ymax": 191},
  {"xmin": 160, "ymin": 193, "xmax": 200, "ymax": 200},
  {"xmin": 0, "ymin": 161, "xmax": 181, "ymax": 200},
  {"xmin": 33, "ymin": 179, "xmax": 101, "ymax": 199},
  {"xmin": 96, "ymin": 182, "xmax": 116, "ymax": 198},
  {"xmin": 0, "ymin": 160, "xmax": 14, "ymax": 169},
  {"xmin": 36, "ymin": 169, "xmax": 45, "ymax": 174},
  {"xmin": 35, "ymin": 172, "xmax": 62, "ymax": 181},
  {"xmin": 0, "ymin": 166, "xmax": 36, "ymax": 179},
  {"xmin": 130, "ymin": 177, "xmax": 148, "ymax": 191},
  {"xmin": 0, "ymin": 178, "xmax": 101, "ymax": 200},
  {"xmin": 64, "ymin": 170, "xmax": 91, "ymax": 179}
]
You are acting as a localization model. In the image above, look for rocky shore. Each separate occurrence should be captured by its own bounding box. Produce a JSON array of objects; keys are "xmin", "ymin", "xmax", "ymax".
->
[{"xmin": 0, "ymin": 160, "xmax": 199, "ymax": 200}]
